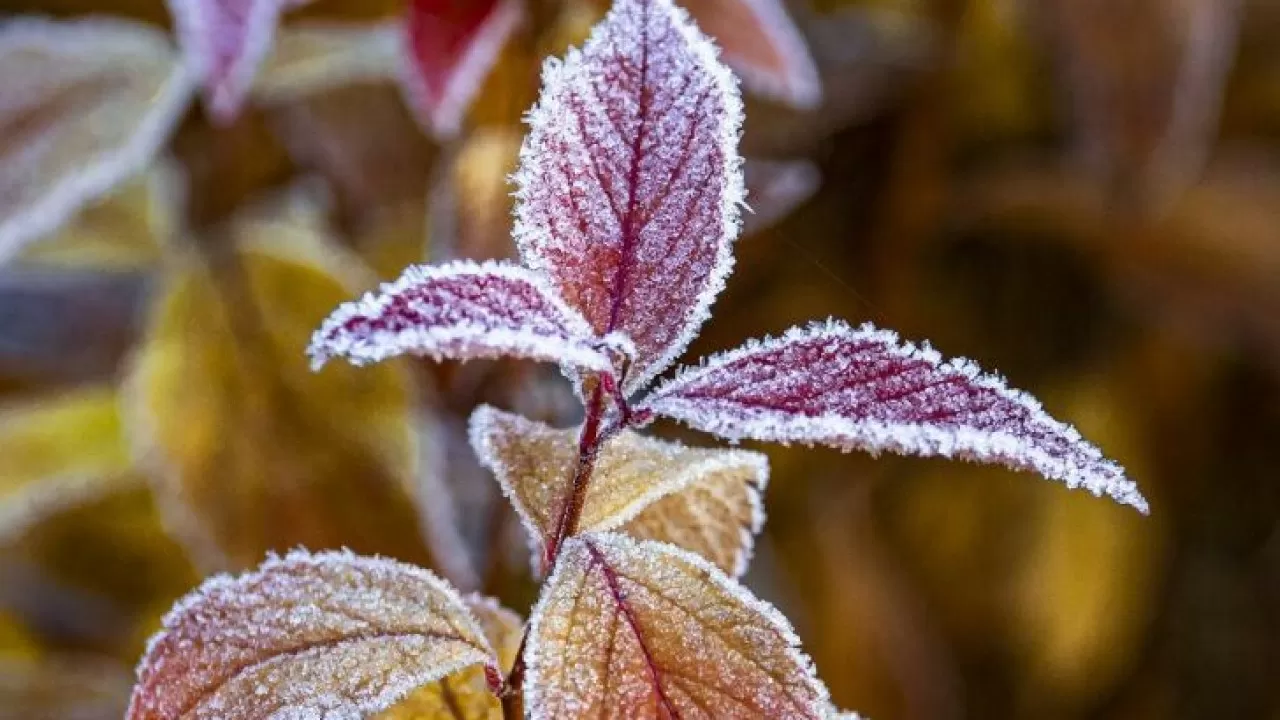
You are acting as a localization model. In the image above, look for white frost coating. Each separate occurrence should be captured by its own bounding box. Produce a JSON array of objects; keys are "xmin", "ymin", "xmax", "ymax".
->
[
  {"xmin": 307, "ymin": 259, "xmax": 614, "ymax": 373},
  {"xmin": 252, "ymin": 20, "xmax": 402, "ymax": 102},
  {"xmin": 524, "ymin": 532, "xmax": 830, "ymax": 719},
  {"xmin": 130, "ymin": 548, "xmax": 497, "ymax": 720},
  {"xmin": 512, "ymin": 0, "xmax": 746, "ymax": 396},
  {"xmin": 167, "ymin": 0, "xmax": 308, "ymax": 121},
  {"xmin": 0, "ymin": 19, "xmax": 196, "ymax": 265},
  {"xmin": 398, "ymin": 0, "xmax": 524, "ymax": 139},
  {"xmin": 687, "ymin": 0, "xmax": 822, "ymax": 108},
  {"xmin": 641, "ymin": 319, "xmax": 1149, "ymax": 513}
]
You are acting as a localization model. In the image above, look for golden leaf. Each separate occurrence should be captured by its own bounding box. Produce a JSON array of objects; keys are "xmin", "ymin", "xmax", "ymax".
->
[
  {"xmin": 253, "ymin": 21, "xmax": 401, "ymax": 104},
  {"xmin": 0, "ymin": 387, "xmax": 134, "ymax": 541},
  {"xmin": 123, "ymin": 203, "xmax": 437, "ymax": 571},
  {"xmin": 128, "ymin": 550, "xmax": 499, "ymax": 720},
  {"xmin": 0, "ymin": 17, "xmax": 194, "ymax": 263},
  {"xmin": 377, "ymin": 594, "xmax": 523, "ymax": 720},
  {"xmin": 469, "ymin": 406, "xmax": 768, "ymax": 576},
  {"xmin": 525, "ymin": 532, "xmax": 829, "ymax": 719},
  {"xmin": 17, "ymin": 160, "xmax": 182, "ymax": 271}
]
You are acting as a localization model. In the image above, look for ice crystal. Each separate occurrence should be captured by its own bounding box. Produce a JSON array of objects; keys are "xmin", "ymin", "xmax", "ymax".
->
[
  {"xmin": 166, "ymin": 0, "xmax": 308, "ymax": 122},
  {"xmin": 641, "ymin": 320, "xmax": 1149, "ymax": 512},
  {"xmin": 0, "ymin": 18, "xmax": 194, "ymax": 264},
  {"xmin": 679, "ymin": 0, "xmax": 822, "ymax": 108},
  {"xmin": 524, "ymin": 532, "xmax": 829, "ymax": 719},
  {"xmin": 307, "ymin": 260, "xmax": 620, "ymax": 374},
  {"xmin": 400, "ymin": 0, "xmax": 524, "ymax": 138},
  {"xmin": 469, "ymin": 405, "xmax": 767, "ymax": 576},
  {"xmin": 513, "ymin": 0, "xmax": 745, "ymax": 394},
  {"xmin": 128, "ymin": 549, "xmax": 498, "ymax": 720}
]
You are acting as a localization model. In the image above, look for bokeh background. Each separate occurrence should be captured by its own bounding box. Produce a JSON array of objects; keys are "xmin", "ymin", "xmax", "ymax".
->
[{"xmin": 0, "ymin": 0, "xmax": 1277, "ymax": 718}]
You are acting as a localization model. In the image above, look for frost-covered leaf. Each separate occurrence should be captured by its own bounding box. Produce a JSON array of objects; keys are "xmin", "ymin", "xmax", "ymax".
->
[
  {"xmin": 525, "ymin": 532, "xmax": 829, "ymax": 718},
  {"xmin": 743, "ymin": 158, "xmax": 820, "ymax": 235},
  {"xmin": 167, "ymin": 0, "xmax": 310, "ymax": 122},
  {"xmin": 401, "ymin": 0, "xmax": 524, "ymax": 138},
  {"xmin": 125, "ymin": 209, "xmax": 436, "ymax": 570},
  {"xmin": 641, "ymin": 320, "xmax": 1149, "ymax": 512},
  {"xmin": 0, "ymin": 18, "xmax": 194, "ymax": 264},
  {"xmin": 253, "ymin": 21, "xmax": 401, "ymax": 102},
  {"xmin": 470, "ymin": 406, "xmax": 767, "ymax": 575},
  {"xmin": 309, "ymin": 260, "xmax": 619, "ymax": 374},
  {"xmin": 376, "ymin": 594, "xmax": 522, "ymax": 720},
  {"xmin": 681, "ymin": 0, "xmax": 821, "ymax": 108},
  {"xmin": 514, "ymin": 0, "xmax": 745, "ymax": 394},
  {"xmin": 0, "ymin": 655, "xmax": 134, "ymax": 720},
  {"xmin": 0, "ymin": 387, "xmax": 135, "ymax": 543},
  {"xmin": 127, "ymin": 549, "xmax": 499, "ymax": 720}
]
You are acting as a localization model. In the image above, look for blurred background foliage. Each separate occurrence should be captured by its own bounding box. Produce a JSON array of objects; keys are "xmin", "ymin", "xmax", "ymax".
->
[{"xmin": 0, "ymin": 0, "xmax": 1277, "ymax": 718}]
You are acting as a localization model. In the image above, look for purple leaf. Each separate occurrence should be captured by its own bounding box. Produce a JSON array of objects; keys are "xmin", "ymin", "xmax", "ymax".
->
[
  {"xmin": 307, "ymin": 260, "xmax": 624, "ymax": 374},
  {"xmin": 513, "ymin": 0, "xmax": 745, "ymax": 395},
  {"xmin": 400, "ymin": 0, "xmax": 524, "ymax": 139},
  {"xmin": 166, "ymin": 0, "xmax": 311, "ymax": 123},
  {"xmin": 641, "ymin": 320, "xmax": 1149, "ymax": 512}
]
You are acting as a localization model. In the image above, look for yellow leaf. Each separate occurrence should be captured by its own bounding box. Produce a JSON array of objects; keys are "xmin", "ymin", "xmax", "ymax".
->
[
  {"xmin": 470, "ymin": 406, "xmax": 768, "ymax": 576},
  {"xmin": 253, "ymin": 21, "xmax": 401, "ymax": 104},
  {"xmin": 0, "ymin": 387, "xmax": 135, "ymax": 541},
  {"xmin": 377, "ymin": 595, "xmax": 523, "ymax": 720},
  {"xmin": 18, "ymin": 160, "xmax": 182, "ymax": 270},
  {"xmin": 124, "ymin": 204, "xmax": 437, "ymax": 571},
  {"xmin": 129, "ymin": 550, "xmax": 499, "ymax": 720},
  {"xmin": 0, "ymin": 17, "xmax": 194, "ymax": 263},
  {"xmin": 525, "ymin": 532, "xmax": 829, "ymax": 718}
]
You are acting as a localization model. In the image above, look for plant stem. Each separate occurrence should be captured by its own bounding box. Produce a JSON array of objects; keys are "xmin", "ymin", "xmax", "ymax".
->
[{"xmin": 502, "ymin": 381, "xmax": 612, "ymax": 718}]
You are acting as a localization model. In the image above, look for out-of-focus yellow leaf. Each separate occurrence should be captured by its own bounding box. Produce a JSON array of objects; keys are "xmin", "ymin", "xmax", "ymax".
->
[
  {"xmin": 525, "ymin": 532, "xmax": 829, "ymax": 717},
  {"xmin": 0, "ymin": 387, "xmax": 134, "ymax": 541},
  {"xmin": 0, "ymin": 611, "xmax": 38, "ymax": 659},
  {"xmin": 17, "ymin": 160, "xmax": 182, "ymax": 271},
  {"xmin": 0, "ymin": 17, "xmax": 194, "ymax": 264},
  {"xmin": 470, "ymin": 406, "xmax": 768, "ymax": 576},
  {"xmin": 376, "ymin": 594, "xmax": 522, "ymax": 720},
  {"xmin": 124, "ymin": 202, "xmax": 437, "ymax": 572},
  {"xmin": 254, "ymin": 21, "xmax": 401, "ymax": 103}
]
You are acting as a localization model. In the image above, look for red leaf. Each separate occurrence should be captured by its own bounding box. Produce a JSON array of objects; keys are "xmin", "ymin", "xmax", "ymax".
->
[
  {"xmin": 400, "ymin": 0, "xmax": 524, "ymax": 138},
  {"xmin": 641, "ymin": 320, "xmax": 1149, "ymax": 512},
  {"xmin": 308, "ymin": 260, "xmax": 623, "ymax": 374},
  {"xmin": 128, "ymin": 549, "xmax": 498, "ymax": 719},
  {"xmin": 514, "ymin": 0, "xmax": 745, "ymax": 394},
  {"xmin": 167, "ymin": 0, "xmax": 310, "ymax": 122},
  {"xmin": 681, "ymin": 0, "xmax": 821, "ymax": 108}
]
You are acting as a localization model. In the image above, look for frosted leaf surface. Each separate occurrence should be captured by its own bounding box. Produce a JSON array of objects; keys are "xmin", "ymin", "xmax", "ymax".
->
[
  {"xmin": 127, "ymin": 549, "xmax": 498, "ymax": 720},
  {"xmin": 680, "ymin": 0, "xmax": 821, "ymax": 108},
  {"xmin": 401, "ymin": 0, "xmax": 524, "ymax": 138},
  {"xmin": 0, "ymin": 18, "xmax": 194, "ymax": 264},
  {"xmin": 469, "ymin": 406, "xmax": 767, "ymax": 575},
  {"xmin": 514, "ymin": 0, "xmax": 745, "ymax": 394},
  {"xmin": 308, "ymin": 260, "xmax": 617, "ymax": 374},
  {"xmin": 167, "ymin": 0, "xmax": 311, "ymax": 122},
  {"xmin": 376, "ymin": 594, "xmax": 522, "ymax": 720},
  {"xmin": 524, "ymin": 532, "xmax": 829, "ymax": 718},
  {"xmin": 253, "ymin": 21, "xmax": 401, "ymax": 102},
  {"xmin": 642, "ymin": 320, "xmax": 1149, "ymax": 513},
  {"xmin": 743, "ymin": 158, "xmax": 821, "ymax": 235}
]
